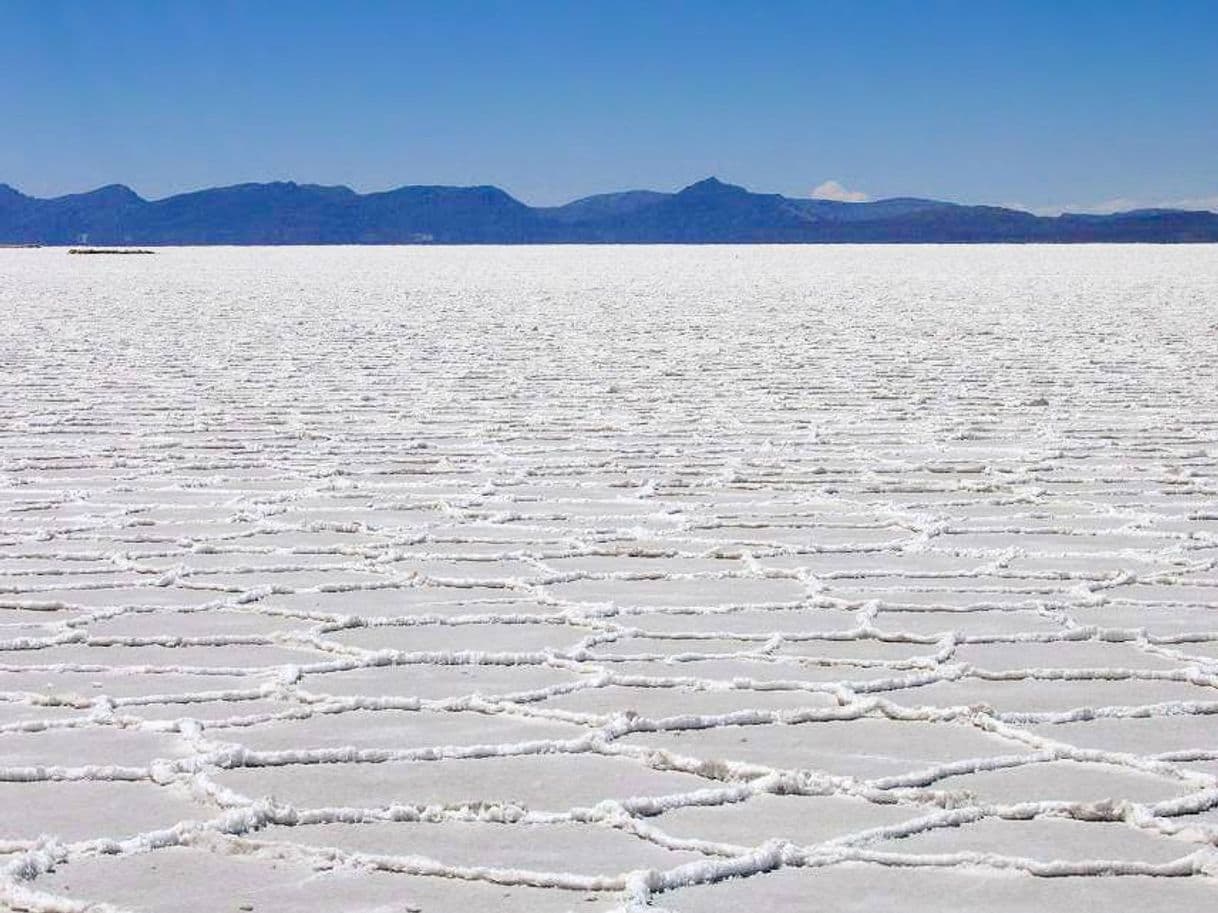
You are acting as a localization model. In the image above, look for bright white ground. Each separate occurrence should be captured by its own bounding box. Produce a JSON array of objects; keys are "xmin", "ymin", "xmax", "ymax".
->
[{"xmin": 1, "ymin": 245, "xmax": 1217, "ymax": 912}]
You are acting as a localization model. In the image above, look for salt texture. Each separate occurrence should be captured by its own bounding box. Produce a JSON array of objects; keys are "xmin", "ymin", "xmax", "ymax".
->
[{"xmin": 2, "ymin": 245, "xmax": 1217, "ymax": 911}]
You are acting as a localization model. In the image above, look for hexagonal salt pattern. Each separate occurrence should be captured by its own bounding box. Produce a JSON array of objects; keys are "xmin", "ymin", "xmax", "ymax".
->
[{"xmin": 3, "ymin": 245, "xmax": 1218, "ymax": 910}]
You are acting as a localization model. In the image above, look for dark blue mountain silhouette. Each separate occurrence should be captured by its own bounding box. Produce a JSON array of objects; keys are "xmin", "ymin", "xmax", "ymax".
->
[{"xmin": 2, "ymin": 177, "xmax": 1215, "ymax": 244}]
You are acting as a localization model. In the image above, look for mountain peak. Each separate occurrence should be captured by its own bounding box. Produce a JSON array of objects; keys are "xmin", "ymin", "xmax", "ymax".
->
[
  {"xmin": 678, "ymin": 176, "xmax": 749, "ymax": 196},
  {"xmin": 79, "ymin": 183, "xmax": 144, "ymax": 205}
]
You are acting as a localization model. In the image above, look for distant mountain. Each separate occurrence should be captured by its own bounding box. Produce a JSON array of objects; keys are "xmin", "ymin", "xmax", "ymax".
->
[
  {"xmin": 2, "ymin": 177, "xmax": 1216, "ymax": 245},
  {"xmin": 538, "ymin": 190, "xmax": 671, "ymax": 224}
]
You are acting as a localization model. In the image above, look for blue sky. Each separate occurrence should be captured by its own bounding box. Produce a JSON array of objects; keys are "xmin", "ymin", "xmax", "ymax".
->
[{"xmin": 3, "ymin": 0, "xmax": 1216, "ymax": 211}]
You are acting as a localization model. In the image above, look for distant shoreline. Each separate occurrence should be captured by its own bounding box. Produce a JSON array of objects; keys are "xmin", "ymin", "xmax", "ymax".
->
[
  {"xmin": 68, "ymin": 248, "xmax": 155, "ymax": 255},
  {"xmin": 5, "ymin": 240, "xmax": 1217, "ymax": 250}
]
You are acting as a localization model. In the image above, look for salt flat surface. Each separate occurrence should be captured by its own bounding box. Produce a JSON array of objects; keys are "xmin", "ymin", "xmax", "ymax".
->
[{"xmin": 2, "ymin": 244, "xmax": 1218, "ymax": 911}]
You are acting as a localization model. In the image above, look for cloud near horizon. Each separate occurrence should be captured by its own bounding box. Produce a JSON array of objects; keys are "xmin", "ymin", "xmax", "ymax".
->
[
  {"xmin": 1022, "ymin": 193, "xmax": 1218, "ymax": 216},
  {"xmin": 810, "ymin": 180, "xmax": 869, "ymax": 203}
]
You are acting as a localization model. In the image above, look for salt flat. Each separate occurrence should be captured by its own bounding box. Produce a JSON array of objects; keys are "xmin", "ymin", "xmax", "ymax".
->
[{"xmin": 1, "ymin": 244, "xmax": 1217, "ymax": 911}]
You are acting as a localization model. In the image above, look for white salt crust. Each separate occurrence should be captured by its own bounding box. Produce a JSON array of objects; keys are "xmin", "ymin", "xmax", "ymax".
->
[{"xmin": 2, "ymin": 245, "xmax": 1218, "ymax": 911}]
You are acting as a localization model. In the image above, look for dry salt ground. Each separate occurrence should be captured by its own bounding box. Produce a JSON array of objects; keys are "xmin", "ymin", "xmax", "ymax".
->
[{"xmin": 1, "ymin": 244, "xmax": 1218, "ymax": 912}]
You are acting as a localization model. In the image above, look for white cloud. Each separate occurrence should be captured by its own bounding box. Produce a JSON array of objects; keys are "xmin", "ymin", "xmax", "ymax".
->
[
  {"xmin": 1166, "ymin": 195, "xmax": 1218, "ymax": 212},
  {"xmin": 811, "ymin": 180, "xmax": 869, "ymax": 203},
  {"xmin": 1027, "ymin": 194, "xmax": 1218, "ymax": 216}
]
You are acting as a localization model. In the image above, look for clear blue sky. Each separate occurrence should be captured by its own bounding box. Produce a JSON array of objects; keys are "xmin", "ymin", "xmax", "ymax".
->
[{"xmin": 3, "ymin": 0, "xmax": 1216, "ymax": 211}]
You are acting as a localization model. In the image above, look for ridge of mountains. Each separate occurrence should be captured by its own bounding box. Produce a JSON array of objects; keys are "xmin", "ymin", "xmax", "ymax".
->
[{"xmin": 2, "ymin": 176, "xmax": 1216, "ymax": 245}]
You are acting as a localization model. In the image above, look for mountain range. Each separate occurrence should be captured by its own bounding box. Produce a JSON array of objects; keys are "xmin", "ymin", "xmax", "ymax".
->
[{"xmin": 2, "ymin": 177, "xmax": 1216, "ymax": 245}]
